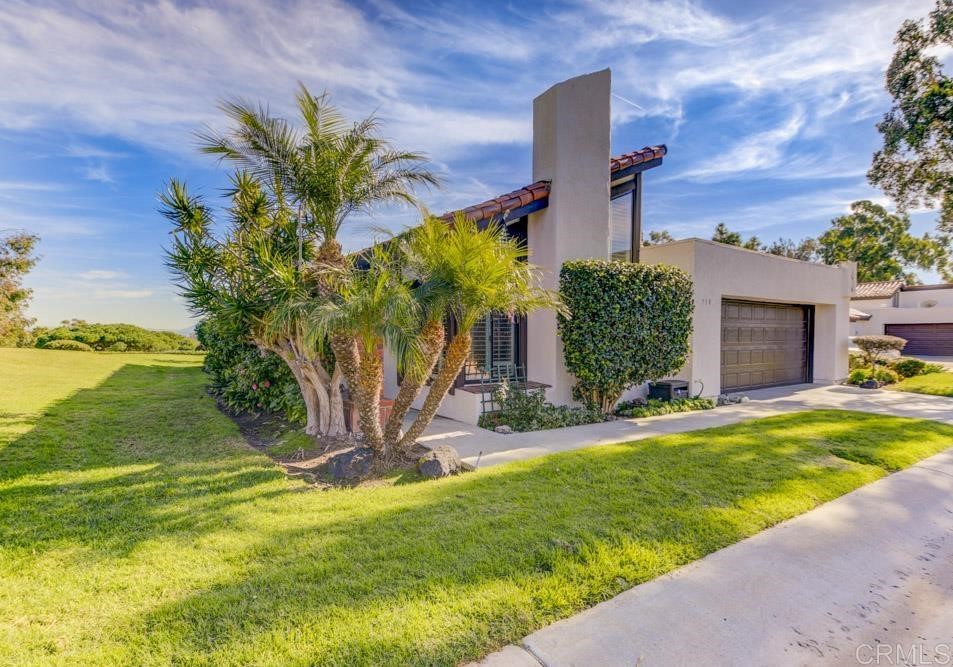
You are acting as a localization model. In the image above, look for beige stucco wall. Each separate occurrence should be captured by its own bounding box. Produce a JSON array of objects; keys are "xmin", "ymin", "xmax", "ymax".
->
[
  {"xmin": 641, "ymin": 239, "xmax": 855, "ymax": 396},
  {"xmin": 526, "ymin": 69, "xmax": 612, "ymax": 406},
  {"xmin": 851, "ymin": 306, "xmax": 953, "ymax": 337},
  {"xmin": 899, "ymin": 287, "xmax": 953, "ymax": 308},
  {"xmin": 382, "ymin": 345, "xmax": 484, "ymax": 424}
]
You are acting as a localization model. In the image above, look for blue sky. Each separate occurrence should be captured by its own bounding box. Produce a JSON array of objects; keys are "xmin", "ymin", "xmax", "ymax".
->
[{"xmin": 0, "ymin": 0, "xmax": 941, "ymax": 330}]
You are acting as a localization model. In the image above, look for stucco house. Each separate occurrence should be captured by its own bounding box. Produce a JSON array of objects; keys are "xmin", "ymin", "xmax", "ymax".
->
[
  {"xmin": 383, "ymin": 69, "xmax": 855, "ymax": 425},
  {"xmin": 850, "ymin": 281, "xmax": 953, "ymax": 355}
]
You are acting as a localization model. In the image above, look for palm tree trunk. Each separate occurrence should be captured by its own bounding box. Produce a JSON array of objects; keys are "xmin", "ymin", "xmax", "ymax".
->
[
  {"xmin": 385, "ymin": 319, "xmax": 445, "ymax": 454},
  {"xmin": 398, "ymin": 331, "xmax": 471, "ymax": 451},
  {"xmin": 354, "ymin": 348, "xmax": 385, "ymax": 454}
]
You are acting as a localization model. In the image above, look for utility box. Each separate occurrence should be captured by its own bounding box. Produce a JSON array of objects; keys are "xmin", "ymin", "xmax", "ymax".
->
[{"xmin": 648, "ymin": 380, "xmax": 689, "ymax": 401}]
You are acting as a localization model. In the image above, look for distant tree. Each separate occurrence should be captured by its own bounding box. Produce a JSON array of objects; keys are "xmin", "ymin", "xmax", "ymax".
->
[
  {"xmin": 711, "ymin": 223, "xmax": 743, "ymax": 246},
  {"xmin": 869, "ymin": 0, "xmax": 953, "ymax": 246},
  {"xmin": 764, "ymin": 237, "xmax": 820, "ymax": 262},
  {"xmin": 711, "ymin": 223, "xmax": 765, "ymax": 251},
  {"xmin": 817, "ymin": 200, "xmax": 946, "ymax": 283},
  {"xmin": 642, "ymin": 230, "xmax": 675, "ymax": 246},
  {"xmin": 0, "ymin": 231, "xmax": 39, "ymax": 347}
]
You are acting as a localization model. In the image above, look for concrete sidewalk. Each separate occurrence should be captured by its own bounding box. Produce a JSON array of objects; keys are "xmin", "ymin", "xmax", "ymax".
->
[
  {"xmin": 420, "ymin": 383, "xmax": 953, "ymax": 468},
  {"xmin": 476, "ymin": 446, "xmax": 953, "ymax": 666}
]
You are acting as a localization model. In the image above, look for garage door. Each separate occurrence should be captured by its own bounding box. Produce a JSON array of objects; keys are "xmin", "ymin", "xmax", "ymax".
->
[
  {"xmin": 721, "ymin": 300, "xmax": 810, "ymax": 392},
  {"xmin": 884, "ymin": 323, "xmax": 953, "ymax": 356}
]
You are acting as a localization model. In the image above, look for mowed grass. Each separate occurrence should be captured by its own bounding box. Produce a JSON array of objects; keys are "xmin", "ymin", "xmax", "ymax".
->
[
  {"xmin": 3, "ymin": 349, "xmax": 953, "ymax": 666},
  {"xmin": 890, "ymin": 371, "xmax": 953, "ymax": 398}
]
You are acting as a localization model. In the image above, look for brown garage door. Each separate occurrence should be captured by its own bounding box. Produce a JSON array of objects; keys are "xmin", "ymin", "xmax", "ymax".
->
[
  {"xmin": 721, "ymin": 300, "xmax": 811, "ymax": 392},
  {"xmin": 884, "ymin": 323, "xmax": 953, "ymax": 356}
]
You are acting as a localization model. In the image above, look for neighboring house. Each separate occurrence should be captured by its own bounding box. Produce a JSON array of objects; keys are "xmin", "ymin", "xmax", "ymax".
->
[
  {"xmin": 850, "ymin": 281, "xmax": 953, "ymax": 355},
  {"xmin": 383, "ymin": 69, "xmax": 854, "ymax": 425}
]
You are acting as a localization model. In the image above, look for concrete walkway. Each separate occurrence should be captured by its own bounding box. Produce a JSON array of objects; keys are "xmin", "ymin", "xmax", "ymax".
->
[
  {"xmin": 421, "ymin": 383, "xmax": 953, "ymax": 468},
  {"xmin": 478, "ymin": 446, "xmax": 953, "ymax": 666},
  {"xmin": 465, "ymin": 385, "xmax": 953, "ymax": 666}
]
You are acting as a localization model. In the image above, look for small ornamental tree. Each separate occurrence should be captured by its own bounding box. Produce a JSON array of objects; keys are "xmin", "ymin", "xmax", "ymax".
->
[
  {"xmin": 854, "ymin": 335, "xmax": 907, "ymax": 370},
  {"xmin": 558, "ymin": 260, "xmax": 693, "ymax": 414}
]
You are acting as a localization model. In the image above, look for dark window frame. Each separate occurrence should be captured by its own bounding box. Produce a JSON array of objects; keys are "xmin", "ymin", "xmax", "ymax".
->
[{"xmin": 609, "ymin": 171, "xmax": 642, "ymax": 262}]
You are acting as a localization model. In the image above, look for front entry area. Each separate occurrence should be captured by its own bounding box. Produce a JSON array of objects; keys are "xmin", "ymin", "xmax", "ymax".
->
[{"xmin": 721, "ymin": 299, "xmax": 812, "ymax": 392}]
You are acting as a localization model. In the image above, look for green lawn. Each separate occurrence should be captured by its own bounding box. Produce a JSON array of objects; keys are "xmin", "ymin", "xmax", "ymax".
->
[
  {"xmin": 3, "ymin": 349, "xmax": 953, "ymax": 665},
  {"xmin": 891, "ymin": 371, "xmax": 953, "ymax": 397}
]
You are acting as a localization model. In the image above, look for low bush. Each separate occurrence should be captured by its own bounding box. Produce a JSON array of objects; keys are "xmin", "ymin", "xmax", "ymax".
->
[
  {"xmin": 923, "ymin": 363, "xmax": 946, "ymax": 374},
  {"xmin": 478, "ymin": 383, "xmax": 604, "ymax": 432},
  {"xmin": 615, "ymin": 397, "xmax": 715, "ymax": 418},
  {"xmin": 848, "ymin": 367, "xmax": 900, "ymax": 386},
  {"xmin": 43, "ymin": 339, "xmax": 93, "ymax": 352},
  {"xmin": 107, "ymin": 341, "xmax": 128, "ymax": 352},
  {"xmin": 891, "ymin": 357, "xmax": 926, "ymax": 378},
  {"xmin": 848, "ymin": 352, "xmax": 866, "ymax": 371},
  {"xmin": 196, "ymin": 318, "xmax": 305, "ymax": 424}
]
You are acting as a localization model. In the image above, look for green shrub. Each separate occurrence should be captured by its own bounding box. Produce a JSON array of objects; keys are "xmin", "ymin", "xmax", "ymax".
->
[
  {"xmin": 43, "ymin": 339, "xmax": 93, "ymax": 352},
  {"xmin": 615, "ymin": 397, "xmax": 715, "ymax": 418},
  {"xmin": 891, "ymin": 357, "xmax": 926, "ymax": 378},
  {"xmin": 848, "ymin": 367, "xmax": 900, "ymax": 386},
  {"xmin": 34, "ymin": 321, "xmax": 198, "ymax": 352},
  {"xmin": 196, "ymin": 318, "xmax": 305, "ymax": 424},
  {"xmin": 558, "ymin": 260, "xmax": 693, "ymax": 414},
  {"xmin": 874, "ymin": 368, "xmax": 900, "ymax": 384},
  {"xmin": 478, "ymin": 383, "xmax": 604, "ymax": 432},
  {"xmin": 847, "ymin": 368, "xmax": 870, "ymax": 385},
  {"xmin": 848, "ymin": 352, "xmax": 866, "ymax": 371},
  {"xmin": 107, "ymin": 341, "xmax": 128, "ymax": 352},
  {"xmin": 923, "ymin": 363, "xmax": 946, "ymax": 374}
]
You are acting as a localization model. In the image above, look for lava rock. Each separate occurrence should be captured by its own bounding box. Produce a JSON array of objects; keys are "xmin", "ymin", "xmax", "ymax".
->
[
  {"xmin": 860, "ymin": 379, "xmax": 880, "ymax": 390},
  {"xmin": 418, "ymin": 445, "xmax": 463, "ymax": 478},
  {"xmin": 494, "ymin": 425, "xmax": 514, "ymax": 434},
  {"xmin": 329, "ymin": 447, "xmax": 375, "ymax": 480}
]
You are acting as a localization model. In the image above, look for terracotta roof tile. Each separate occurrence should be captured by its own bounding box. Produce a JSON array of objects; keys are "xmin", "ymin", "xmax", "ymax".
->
[
  {"xmin": 853, "ymin": 280, "xmax": 904, "ymax": 299},
  {"xmin": 609, "ymin": 145, "xmax": 667, "ymax": 173},
  {"xmin": 443, "ymin": 144, "xmax": 666, "ymax": 224}
]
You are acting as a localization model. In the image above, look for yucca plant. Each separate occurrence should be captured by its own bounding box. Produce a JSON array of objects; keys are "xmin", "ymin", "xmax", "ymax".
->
[{"xmin": 162, "ymin": 173, "xmax": 347, "ymax": 437}]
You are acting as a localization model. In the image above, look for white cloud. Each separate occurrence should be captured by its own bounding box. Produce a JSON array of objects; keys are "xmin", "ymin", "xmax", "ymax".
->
[
  {"xmin": 78, "ymin": 269, "xmax": 123, "ymax": 280},
  {"xmin": 678, "ymin": 109, "xmax": 805, "ymax": 181},
  {"xmin": 94, "ymin": 288, "xmax": 153, "ymax": 299},
  {"xmin": 81, "ymin": 164, "xmax": 113, "ymax": 183}
]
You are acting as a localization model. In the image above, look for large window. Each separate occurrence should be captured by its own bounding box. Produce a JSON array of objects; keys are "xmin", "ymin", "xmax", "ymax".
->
[
  {"xmin": 609, "ymin": 192, "xmax": 633, "ymax": 261},
  {"xmin": 464, "ymin": 312, "xmax": 519, "ymax": 383}
]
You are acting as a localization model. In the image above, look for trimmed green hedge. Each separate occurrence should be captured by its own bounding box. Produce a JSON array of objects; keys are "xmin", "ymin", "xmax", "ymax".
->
[
  {"xmin": 615, "ymin": 397, "xmax": 715, "ymax": 418},
  {"xmin": 558, "ymin": 259, "xmax": 693, "ymax": 413},
  {"xmin": 43, "ymin": 339, "xmax": 93, "ymax": 352}
]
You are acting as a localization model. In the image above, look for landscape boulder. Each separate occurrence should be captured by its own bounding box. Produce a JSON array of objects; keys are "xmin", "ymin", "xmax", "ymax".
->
[
  {"xmin": 417, "ymin": 445, "xmax": 463, "ymax": 478},
  {"xmin": 494, "ymin": 425, "xmax": 513, "ymax": 435},
  {"xmin": 329, "ymin": 447, "xmax": 375, "ymax": 480}
]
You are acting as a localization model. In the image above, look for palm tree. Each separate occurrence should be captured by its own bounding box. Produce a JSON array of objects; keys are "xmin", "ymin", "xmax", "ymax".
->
[
  {"xmin": 390, "ymin": 214, "xmax": 560, "ymax": 454},
  {"xmin": 272, "ymin": 245, "xmax": 422, "ymax": 456},
  {"xmin": 197, "ymin": 85, "xmax": 439, "ymax": 437}
]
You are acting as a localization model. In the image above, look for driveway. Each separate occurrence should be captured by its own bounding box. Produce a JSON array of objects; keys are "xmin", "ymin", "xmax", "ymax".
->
[
  {"xmin": 478, "ymin": 445, "xmax": 953, "ymax": 666},
  {"xmin": 421, "ymin": 383, "xmax": 953, "ymax": 468}
]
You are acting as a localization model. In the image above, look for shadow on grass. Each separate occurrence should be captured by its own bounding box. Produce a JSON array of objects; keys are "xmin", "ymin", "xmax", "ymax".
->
[
  {"xmin": 0, "ymin": 362, "xmax": 287, "ymax": 557},
  {"xmin": 127, "ymin": 415, "xmax": 953, "ymax": 664},
  {"xmin": 4, "ymin": 360, "xmax": 953, "ymax": 665}
]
